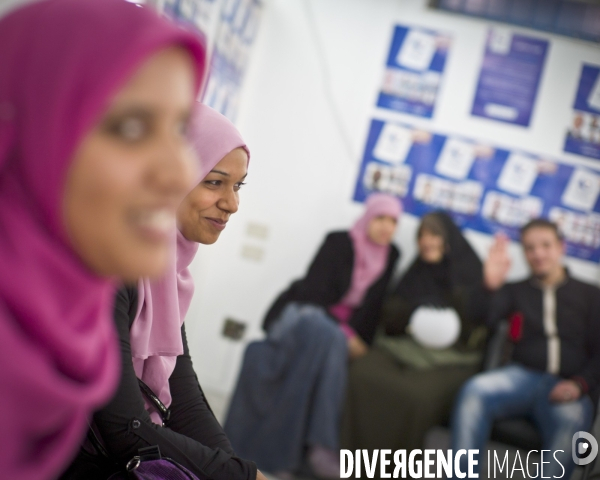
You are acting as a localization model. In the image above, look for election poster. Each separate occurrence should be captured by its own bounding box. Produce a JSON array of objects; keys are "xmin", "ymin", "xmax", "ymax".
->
[
  {"xmin": 353, "ymin": 118, "xmax": 600, "ymax": 262},
  {"xmin": 471, "ymin": 28, "xmax": 548, "ymax": 127},
  {"xmin": 377, "ymin": 25, "xmax": 452, "ymax": 119},
  {"xmin": 564, "ymin": 64, "xmax": 600, "ymax": 161}
]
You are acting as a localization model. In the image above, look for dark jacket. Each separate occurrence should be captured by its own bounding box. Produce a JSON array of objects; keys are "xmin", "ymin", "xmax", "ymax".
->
[
  {"xmin": 61, "ymin": 286, "xmax": 256, "ymax": 480},
  {"xmin": 488, "ymin": 273, "xmax": 600, "ymax": 402},
  {"xmin": 262, "ymin": 231, "xmax": 400, "ymax": 345}
]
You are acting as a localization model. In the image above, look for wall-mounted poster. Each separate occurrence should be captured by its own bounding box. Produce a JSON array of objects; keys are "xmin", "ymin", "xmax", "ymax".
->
[
  {"xmin": 564, "ymin": 64, "xmax": 600, "ymax": 160},
  {"xmin": 377, "ymin": 25, "xmax": 452, "ymax": 118},
  {"xmin": 471, "ymin": 28, "xmax": 548, "ymax": 127},
  {"xmin": 161, "ymin": 0, "xmax": 218, "ymax": 35},
  {"xmin": 160, "ymin": 0, "xmax": 262, "ymax": 121},
  {"xmin": 202, "ymin": 0, "xmax": 263, "ymax": 120},
  {"xmin": 353, "ymin": 118, "xmax": 600, "ymax": 262}
]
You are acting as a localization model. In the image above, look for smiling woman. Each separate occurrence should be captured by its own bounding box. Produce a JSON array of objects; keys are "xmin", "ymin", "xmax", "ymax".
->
[
  {"xmin": 60, "ymin": 105, "xmax": 267, "ymax": 480},
  {"xmin": 0, "ymin": 0, "xmax": 206, "ymax": 478},
  {"xmin": 177, "ymin": 146, "xmax": 249, "ymax": 244},
  {"xmin": 64, "ymin": 46, "xmax": 198, "ymax": 280}
]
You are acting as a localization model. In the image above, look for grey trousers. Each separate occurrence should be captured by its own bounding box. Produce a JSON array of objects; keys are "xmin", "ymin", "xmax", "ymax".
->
[{"xmin": 224, "ymin": 303, "xmax": 348, "ymax": 473}]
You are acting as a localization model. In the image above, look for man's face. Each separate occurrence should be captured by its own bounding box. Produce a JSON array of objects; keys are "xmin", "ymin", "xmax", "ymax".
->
[{"xmin": 521, "ymin": 227, "xmax": 565, "ymax": 279}]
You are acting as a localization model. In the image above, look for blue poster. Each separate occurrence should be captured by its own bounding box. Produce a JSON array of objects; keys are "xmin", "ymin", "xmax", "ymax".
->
[
  {"xmin": 162, "ymin": 0, "xmax": 262, "ymax": 121},
  {"xmin": 377, "ymin": 25, "xmax": 451, "ymax": 118},
  {"xmin": 202, "ymin": 0, "xmax": 262, "ymax": 120},
  {"xmin": 353, "ymin": 118, "xmax": 600, "ymax": 262},
  {"xmin": 471, "ymin": 28, "xmax": 548, "ymax": 127},
  {"xmin": 564, "ymin": 64, "xmax": 600, "ymax": 160}
]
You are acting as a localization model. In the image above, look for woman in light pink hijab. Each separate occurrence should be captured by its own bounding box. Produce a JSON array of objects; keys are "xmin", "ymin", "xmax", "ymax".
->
[
  {"xmin": 62, "ymin": 105, "xmax": 268, "ymax": 480},
  {"xmin": 131, "ymin": 104, "xmax": 250, "ymax": 427},
  {"xmin": 225, "ymin": 193, "xmax": 402, "ymax": 479},
  {"xmin": 0, "ymin": 1, "xmax": 206, "ymax": 479}
]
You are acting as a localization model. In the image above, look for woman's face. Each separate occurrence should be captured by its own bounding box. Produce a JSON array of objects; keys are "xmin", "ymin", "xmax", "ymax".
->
[
  {"xmin": 63, "ymin": 47, "xmax": 197, "ymax": 281},
  {"xmin": 418, "ymin": 229, "xmax": 445, "ymax": 263},
  {"xmin": 177, "ymin": 147, "xmax": 248, "ymax": 245},
  {"xmin": 367, "ymin": 215, "xmax": 397, "ymax": 246}
]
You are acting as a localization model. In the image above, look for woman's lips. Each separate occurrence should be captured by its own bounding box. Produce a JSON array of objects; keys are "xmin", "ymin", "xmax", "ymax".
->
[
  {"xmin": 131, "ymin": 208, "xmax": 176, "ymax": 242},
  {"xmin": 205, "ymin": 217, "xmax": 227, "ymax": 231}
]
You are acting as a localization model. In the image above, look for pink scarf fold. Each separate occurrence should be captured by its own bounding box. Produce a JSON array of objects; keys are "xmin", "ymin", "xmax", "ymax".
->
[
  {"xmin": 340, "ymin": 193, "xmax": 403, "ymax": 307},
  {"xmin": 130, "ymin": 104, "xmax": 249, "ymax": 424},
  {"xmin": 0, "ymin": 1, "xmax": 206, "ymax": 478}
]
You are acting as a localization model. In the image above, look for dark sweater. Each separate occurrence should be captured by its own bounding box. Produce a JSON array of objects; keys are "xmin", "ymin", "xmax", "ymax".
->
[
  {"xmin": 262, "ymin": 231, "xmax": 400, "ymax": 345},
  {"xmin": 488, "ymin": 273, "xmax": 600, "ymax": 401},
  {"xmin": 61, "ymin": 286, "xmax": 256, "ymax": 480}
]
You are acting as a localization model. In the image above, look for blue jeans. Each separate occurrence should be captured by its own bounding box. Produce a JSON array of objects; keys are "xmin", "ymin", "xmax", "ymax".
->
[{"xmin": 451, "ymin": 365, "xmax": 593, "ymax": 479}]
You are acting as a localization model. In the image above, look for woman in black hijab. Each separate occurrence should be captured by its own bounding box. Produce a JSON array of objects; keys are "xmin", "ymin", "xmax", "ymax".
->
[{"xmin": 341, "ymin": 212, "xmax": 490, "ymax": 456}]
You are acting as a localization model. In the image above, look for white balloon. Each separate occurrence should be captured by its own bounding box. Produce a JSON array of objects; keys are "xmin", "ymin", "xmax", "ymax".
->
[{"xmin": 407, "ymin": 306, "xmax": 461, "ymax": 349}]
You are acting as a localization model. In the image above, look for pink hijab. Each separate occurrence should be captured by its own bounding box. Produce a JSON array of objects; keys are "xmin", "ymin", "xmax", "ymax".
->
[
  {"xmin": 0, "ymin": 1, "xmax": 206, "ymax": 478},
  {"xmin": 131, "ymin": 104, "xmax": 249, "ymax": 424},
  {"xmin": 341, "ymin": 193, "xmax": 403, "ymax": 307}
]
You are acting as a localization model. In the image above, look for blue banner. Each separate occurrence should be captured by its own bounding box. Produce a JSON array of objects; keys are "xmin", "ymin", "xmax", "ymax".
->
[
  {"xmin": 564, "ymin": 64, "xmax": 600, "ymax": 160},
  {"xmin": 377, "ymin": 25, "xmax": 451, "ymax": 119},
  {"xmin": 471, "ymin": 28, "xmax": 548, "ymax": 127},
  {"xmin": 353, "ymin": 118, "xmax": 600, "ymax": 262}
]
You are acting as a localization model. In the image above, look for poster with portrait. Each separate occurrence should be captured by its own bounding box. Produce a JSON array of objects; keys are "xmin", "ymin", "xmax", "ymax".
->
[
  {"xmin": 564, "ymin": 64, "xmax": 600, "ymax": 160},
  {"xmin": 471, "ymin": 28, "xmax": 548, "ymax": 127},
  {"xmin": 353, "ymin": 118, "xmax": 600, "ymax": 262},
  {"xmin": 377, "ymin": 25, "xmax": 452, "ymax": 118}
]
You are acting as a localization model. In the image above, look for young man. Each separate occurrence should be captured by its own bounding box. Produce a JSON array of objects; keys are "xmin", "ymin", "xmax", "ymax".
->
[{"xmin": 451, "ymin": 219, "xmax": 600, "ymax": 479}]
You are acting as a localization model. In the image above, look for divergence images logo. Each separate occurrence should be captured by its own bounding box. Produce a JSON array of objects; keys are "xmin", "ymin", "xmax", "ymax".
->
[{"xmin": 572, "ymin": 431, "xmax": 598, "ymax": 466}]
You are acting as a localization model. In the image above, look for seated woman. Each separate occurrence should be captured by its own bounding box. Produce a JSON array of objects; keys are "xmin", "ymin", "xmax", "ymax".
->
[
  {"xmin": 61, "ymin": 104, "xmax": 268, "ymax": 480},
  {"xmin": 342, "ymin": 212, "xmax": 492, "ymax": 454},
  {"xmin": 224, "ymin": 193, "xmax": 402, "ymax": 479}
]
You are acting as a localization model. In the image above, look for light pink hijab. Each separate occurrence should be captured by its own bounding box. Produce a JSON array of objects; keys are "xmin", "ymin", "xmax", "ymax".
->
[
  {"xmin": 0, "ymin": 1, "xmax": 206, "ymax": 478},
  {"xmin": 341, "ymin": 193, "xmax": 402, "ymax": 307},
  {"xmin": 131, "ymin": 104, "xmax": 249, "ymax": 424}
]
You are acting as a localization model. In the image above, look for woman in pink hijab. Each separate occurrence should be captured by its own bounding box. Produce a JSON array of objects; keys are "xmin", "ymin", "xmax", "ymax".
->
[
  {"xmin": 225, "ymin": 193, "xmax": 402, "ymax": 479},
  {"xmin": 61, "ymin": 105, "xmax": 267, "ymax": 480},
  {"xmin": 0, "ymin": 1, "xmax": 206, "ymax": 478}
]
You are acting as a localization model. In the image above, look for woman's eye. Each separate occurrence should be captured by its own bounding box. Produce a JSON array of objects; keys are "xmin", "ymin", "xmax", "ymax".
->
[
  {"xmin": 234, "ymin": 182, "xmax": 246, "ymax": 192},
  {"xmin": 109, "ymin": 117, "xmax": 147, "ymax": 141},
  {"xmin": 205, "ymin": 180, "xmax": 221, "ymax": 187}
]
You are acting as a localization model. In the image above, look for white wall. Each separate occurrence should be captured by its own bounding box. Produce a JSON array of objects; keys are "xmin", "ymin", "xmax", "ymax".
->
[{"xmin": 185, "ymin": 0, "xmax": 600, "ymax": 395}]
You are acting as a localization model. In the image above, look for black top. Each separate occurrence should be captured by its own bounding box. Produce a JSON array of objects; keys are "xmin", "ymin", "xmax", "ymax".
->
[
  {"xmin": 488, "ymin": 273, "xmax": 600, "ymax": 400},
  {"xmin": 262, "ymin": 231, "xmax": 400, "ymax": 345},
  {"xmin": 61, "ymin": 286, "xmax": 256, "ymax": 480},
  {"xmin": 382, "ymin": 212, "xmax": 487, "ymax": 346}
]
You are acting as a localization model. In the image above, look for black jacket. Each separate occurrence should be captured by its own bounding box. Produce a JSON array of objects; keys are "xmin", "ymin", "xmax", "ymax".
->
[
  {"xmin": 488, "ymin": 273, "xmax": 600, "ymax": 402},
  {"xmin": 262, "ymin": 231, "xmax": 400, "ymax": 344},
  {"xmin": 61, "ymin": 286, "xmax": 256, "ymax": 480}
]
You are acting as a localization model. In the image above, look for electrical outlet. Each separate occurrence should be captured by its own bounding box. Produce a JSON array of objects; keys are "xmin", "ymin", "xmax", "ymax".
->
[
  {"xmin": 222, "ymin": 318, "xmax": 246, "ymax": 341},
  {"xmin": 241, "ymin": 244, "xmax": 264, "ymax": 261},
  {"xmin": 246, "ymin": 222, "xmax": 269, "ymax": 240}
]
